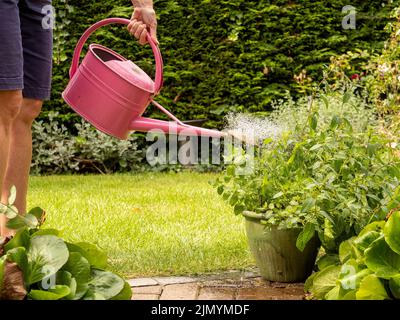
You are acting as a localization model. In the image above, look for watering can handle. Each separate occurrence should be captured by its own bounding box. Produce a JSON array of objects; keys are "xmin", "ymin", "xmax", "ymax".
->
[{"xmin": 69, "ymin": 18, "xmax": 163, "ymax": 95}]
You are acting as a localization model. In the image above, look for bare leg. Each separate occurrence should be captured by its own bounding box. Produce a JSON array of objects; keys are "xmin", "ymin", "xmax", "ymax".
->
[
  {"xmin": 1, "ymin": 97, "xmax": 42, "ymax": 237},
  {"xmin": 0, "ymin": 90, "xmax": 23, "ymax": 237}
]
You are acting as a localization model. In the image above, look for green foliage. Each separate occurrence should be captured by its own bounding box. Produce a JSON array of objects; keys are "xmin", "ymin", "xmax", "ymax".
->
[
  {"xmin": 0, "ymin": 190, "xmax": 131, "ymax": 300},
  {"xmin": 47, "ymin": 0, "xmax": 395, "ymax": 129},
  {"xmin": 31, "ymin": 112, "xmax": 145, "ymax": 174},
  {"xmin": 305, "ymin": 211, "xmax": 400, "ymax": 300},
  {"xmin": 214, "ymin": 88, "xmax": 400, "ymax": 253}
]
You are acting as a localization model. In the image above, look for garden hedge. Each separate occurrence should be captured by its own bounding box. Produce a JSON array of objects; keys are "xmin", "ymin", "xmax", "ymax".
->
[{"xmin": 48, "ymin": 0, "xmax": 395, "ymax": 129}]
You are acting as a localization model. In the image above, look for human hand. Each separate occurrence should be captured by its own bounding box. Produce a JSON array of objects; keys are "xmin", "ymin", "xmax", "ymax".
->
[{"xmin": 128, "ymin": 6, "xmax": 158, "ymax": 45}]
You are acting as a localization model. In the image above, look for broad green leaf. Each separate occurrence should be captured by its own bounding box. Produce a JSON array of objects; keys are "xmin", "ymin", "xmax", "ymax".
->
[
  {"xmin": 6, "ymin": 247, "xmax": 29, "ymax": 282},
  {"xmin": 28, "ymin": 285, "xmax": 71, "ymax": 300},
  {"xmin": 354, "ymin": 231, "xmax": 381, "ymax": 251},
  {"xmin": 304, "ymin": 272, "xmax": 317, "ymax": 293},
  {"xmin": 6, "ymin": 214, "xmax": 38, "ymax": 230},
  {"xmin": 356, "ymin": 275, "xmax": 389, "ymax": 300},
  {"xmin": 317, "ymin": 254, "xmax": 340, "ymax": 271},
  {"xmin": 342, "ymin": 290, "xmax": 357, "ymax": 300},
  {"xmin": 56, "ymin": 271, "xmax": 77, "ymax": 300},
  {"xmin": 83, "ymin": 290, "xmax": 106, "ymax": 300},
  {"xmin": 27, "ymin": 235, "xmax": 69, "ymax": 284},
  {"xmin": 67, "ymin": 242, "xmax": 107, "ymax": 269},
  {"xmin": 296, "ymin": 223, "xmax": 315, "ymax": 252},
  {"xmin": 62, "ymin": 252, "xmax": 90, "ymax": 300},
  {"xmin": 111, "ymin": 281, "xmax": 132, "ymax": 300},
  {"xmin": 359, "ymin": 221, "xmax": 385, "ymax": 237},
  {"xmin": 339, "ymin": 237, "xmax": 360, "ymax": 263},
  {"xmin": 325, "ymin": 285, "xmax": 341, "ymax": 300},
  {"xmin": 389, "ymin": 275, "xmax": 400, "ymax": 299},
  {"xmin": 338, "ymin": 260, "xmax": 372, "ymax": 293},
  {"xmin": 88, "ymin": 269, "xmax": 124, "ymax": 300},
  {"xmin": 28, "ymin": 207, "xmax": 46, "ymax": 226},
  {"xmin": 31, "ymin": 229, "xmax": 60, "ymax": 237},
  {"xmin": 365, "ymin": 238, "xmax": 400, "ymax": 279},
  {"xmin": 308, "ymin": 265, "xmax": 341, "ymax": 299},
  {"xmin": 384, "ymin": 211, "xmax": 400, "ymax": 255},
  {"xmin": 4, "ymin": 228, "xmax": 30, "ymax": 252}
]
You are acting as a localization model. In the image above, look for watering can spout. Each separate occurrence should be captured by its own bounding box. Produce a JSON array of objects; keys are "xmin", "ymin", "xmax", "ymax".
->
[{"xmin": 130, "ymin": 116, "xmax": 227, "ymax": 138}]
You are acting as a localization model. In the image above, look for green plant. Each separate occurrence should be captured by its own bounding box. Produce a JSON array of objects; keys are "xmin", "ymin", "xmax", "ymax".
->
[
  {"xmin": 0, "ymin": 187, "xmax": 131, "ymax": 300},
  {"xmin": 32, "ymin": 112, "xmax": 145, "ymax": 174},
  {"xmin": 305, "ymin": 206, "xmax": 400, "ymax": 300},
  {"xmin": 215, "ymin": 90, "xmax": 400, "ymax": 253}
]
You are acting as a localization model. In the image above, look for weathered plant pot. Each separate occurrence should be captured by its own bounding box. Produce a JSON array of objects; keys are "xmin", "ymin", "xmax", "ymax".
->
[{"xmin": 242, "ymin": 211, "xmax": 320, "ymax": 283}]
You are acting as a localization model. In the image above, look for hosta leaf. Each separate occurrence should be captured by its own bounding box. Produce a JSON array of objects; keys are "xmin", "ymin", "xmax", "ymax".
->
[
  {"xmin": 56, "ymin": 271, "xmax": 77, "ymax": 300},
  {"xmin": 87, "ymin": 269, "xmax": 124, "ymax": 300},
  {"xmin": 28, "ymin": 285, "xmax": 71, "ymax": 300},
  {"xmin": 4, "ymin": 228, "xmax": 30, "ymax": 252},
  {"xmin": 66, "ymin": 242, "xmax": 107, "ymax": 270},
  {"xmin": 6, "ymin": 247, "xmax": 29, "ymax": 282},
  {"xmin": 62, "ymin": 252, "xmax": 90, "ymax": 299},
  {"xmin": 27, "ymin": 235, "xmax": 69, "ymax": 284},
  {"xmin": 356, "ymin": 275, "xmax": 389, "ymax": 300},
  {"xmin": 354, "ymin": 231, "xmax": 381, "ymax": 251},
  {"xmin": 389, "ymin": 275, "xmax": 400, "ymax": 299},
  {"xmin": 6, "ymin": 214, "xmax": 38, "ymax": 230},
  {"xmin": 110, "ymin": 281, "xmax": 132, "ymax": 300},
  {"xmin": 365, "ymin": 238, "xmax": 400, "ymax": 279},
  {"xmin": 317, "ymin": 254, "xmax": 340, "ymax": 271},
  {"xmin": 384, "ymin": 211, "xmax": 400, "ymax": 255},
  {"xmin": 325, "ymin": 285, "xmax": 341, "ymax": 300},
  {"xmin": 308, "ymin": 265, "xmax": 341, "ymax": 299}
]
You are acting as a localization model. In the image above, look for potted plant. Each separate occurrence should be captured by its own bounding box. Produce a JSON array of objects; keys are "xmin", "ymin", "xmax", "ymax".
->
[{"xmin": 215, "ymin": 102, "xmax": 400, "ymax": 282}]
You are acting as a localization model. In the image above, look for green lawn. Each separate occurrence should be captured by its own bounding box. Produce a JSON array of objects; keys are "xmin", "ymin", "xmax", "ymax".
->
[{"xmin": 28, "ymin": 172, "xmax": 253, "ymax": 277}]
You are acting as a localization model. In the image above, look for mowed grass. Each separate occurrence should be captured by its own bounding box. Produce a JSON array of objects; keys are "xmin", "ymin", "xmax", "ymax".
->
[{"xmin": 28, "ymin": 172, "xmax": 254, "ymax": 277}]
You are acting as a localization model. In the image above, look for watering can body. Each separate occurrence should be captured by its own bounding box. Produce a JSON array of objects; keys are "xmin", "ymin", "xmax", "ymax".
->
[{"xmin": 63, "ymin": 18, "xmax": 226, "ymax": 140}]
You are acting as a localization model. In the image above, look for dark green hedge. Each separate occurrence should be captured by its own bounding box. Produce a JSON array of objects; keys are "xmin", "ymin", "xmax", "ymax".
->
[{"xmin": 48, "ymin": 0, "xmax": 395, "ymax": 129}]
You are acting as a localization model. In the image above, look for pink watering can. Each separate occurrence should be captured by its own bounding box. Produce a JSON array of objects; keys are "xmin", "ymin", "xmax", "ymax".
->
[{"xmin": 62, "ymin": 18, "xmax": 227, "ymax": 140}]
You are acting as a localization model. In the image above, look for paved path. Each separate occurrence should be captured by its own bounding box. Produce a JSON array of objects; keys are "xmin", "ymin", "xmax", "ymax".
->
[{"xmin": 129, "ymin": 270, "xmax": 305, "ymax": 300}]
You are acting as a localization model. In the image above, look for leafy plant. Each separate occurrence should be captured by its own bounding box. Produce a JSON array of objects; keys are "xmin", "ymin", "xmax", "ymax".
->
[
  {"xmin": 305, "ymin": 207, "xmax": 400, "ymax": 300},
  {"xmin": 215, "ymin": 90, "xmax": 400, "ymax": 253},
  {"xmin": 0, "ymin": 187, "xmax": 131, "ymax": 300},
  {"xmin": 31, "ymin": 112, "xmax": 145, "ymax": 174}
]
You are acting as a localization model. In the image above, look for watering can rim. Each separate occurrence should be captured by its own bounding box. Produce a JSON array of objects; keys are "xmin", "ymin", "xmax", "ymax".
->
[{"xmin": 88, "ymin": 43, "xmax": 155, "ymax": 94}]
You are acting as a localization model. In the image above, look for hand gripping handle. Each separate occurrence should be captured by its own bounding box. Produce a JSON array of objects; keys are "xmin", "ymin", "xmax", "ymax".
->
[{"xmin": 69, "ymin": 18, "xmax": 163, "ymax": 94}]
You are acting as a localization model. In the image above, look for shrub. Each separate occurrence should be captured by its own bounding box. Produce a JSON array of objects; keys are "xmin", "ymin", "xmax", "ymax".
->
[
  {"xmin": 214, "ymin": 89, "xmax": 400, "ymax": 253},
  {"xmin": 31, "ymin": 113, "xmax": 145, "ymax": 174}
]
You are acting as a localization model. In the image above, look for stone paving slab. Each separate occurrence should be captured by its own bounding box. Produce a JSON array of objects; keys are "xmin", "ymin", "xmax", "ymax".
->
[{"xmin": 129, "ymin": 269, "xmax": 305, "ymax": 300}]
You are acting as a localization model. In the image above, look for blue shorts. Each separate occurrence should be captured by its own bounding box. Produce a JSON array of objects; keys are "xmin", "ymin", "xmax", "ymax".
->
[{"xmin": 0, "ymin": 0, "xmax": 53, "ymax": 100}]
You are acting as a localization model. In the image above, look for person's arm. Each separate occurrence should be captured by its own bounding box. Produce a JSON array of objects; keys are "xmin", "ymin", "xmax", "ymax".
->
[{"xmin": 128, "ymin": 0, "xmax": 158, "ymax": 45}]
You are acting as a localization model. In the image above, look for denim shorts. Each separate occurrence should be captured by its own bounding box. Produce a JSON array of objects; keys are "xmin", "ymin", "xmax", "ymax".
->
[{"xmin": 0, "ymin": 0, "xmax": 53, "ymax": 100}]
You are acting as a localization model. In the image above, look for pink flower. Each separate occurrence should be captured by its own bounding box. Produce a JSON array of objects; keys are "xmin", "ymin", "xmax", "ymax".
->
[{"xmin": 351, "ymin": 74, "xmax": 360, "ymax": 80}]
